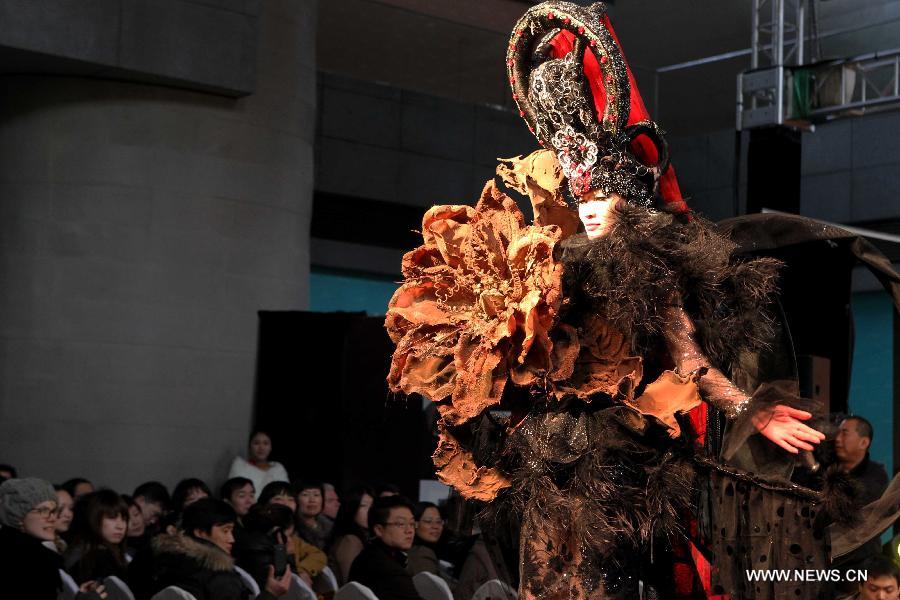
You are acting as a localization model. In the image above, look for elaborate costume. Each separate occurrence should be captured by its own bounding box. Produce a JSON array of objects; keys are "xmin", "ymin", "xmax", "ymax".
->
[{"xmin": 385, "ymin": 3, "xmax": 900, "ymax": 598}]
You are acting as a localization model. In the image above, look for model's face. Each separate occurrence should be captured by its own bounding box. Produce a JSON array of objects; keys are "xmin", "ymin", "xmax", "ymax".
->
[
  {"xmin": 127, "ymin": 504, "xmax": 146, "ymax": 537},
  {"xmin": 270, "ymin": 492, "xmax": 297, "ymax": 512},
  {"xmin": 250, "ymin": 433, "xmax": 272, "ymax": 463},
  {"xmin": 102, "ymin": 514, "xmax": 127, "ymax": 545},
  {"xmin": 835, "ymin": 419, "xmax": 868, "ymax": 463},
  {"xmin": 355, "ymin": 494, "xmax": 373, "ymax": 529},
  {"xmin": 54, "ymin": 490, "xmax": 74, "ymax": 533},
  {"xmin": 860, "ymin": 575, "xmax": 899, "ymax": 600},
  {"xmin": 374, "ymin": 507, "xmax": 416, "ymax": 551},
  {"xmin": 416, "ymin": 506, "xmax": 444, "ymax": 544},
  {"xmin": 298, "ymin": 488, "xmax": 322, "ymax": 517},
  {"xmin": 323, "ymin": 488, "xmax": 340, "ymax": 519},
  {"xmin": 22, "ymin": 500, "xmax": 59, "ymax": 541},
  {"xmin": 578, "ymin": 190, "xmax": 622, "ymax": 240},
  {"xmin": 196, "ymin": 523, "xmax": 235, "ymax": 555},
  {"xmin": 228, "ymin": 484, "xmax": 256, "ymax": 517}
]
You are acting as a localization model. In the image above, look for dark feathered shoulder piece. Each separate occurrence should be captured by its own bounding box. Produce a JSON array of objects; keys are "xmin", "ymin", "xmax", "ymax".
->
[{"xmin": 556, "ymin": 202, "xmax": 782, "ymax": 374}]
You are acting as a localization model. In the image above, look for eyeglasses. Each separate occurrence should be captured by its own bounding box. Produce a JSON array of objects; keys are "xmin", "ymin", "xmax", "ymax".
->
[
  {"xmin": 419, "ymin": 518, "xmax": 445, "ymax": 526},
  {"xmin": 383, "ymin": 521, "xmax": 418, "ymax": 530},
  {"xmin": 30, "ymin": 505, "xmax": 59, "ymax": 519}
]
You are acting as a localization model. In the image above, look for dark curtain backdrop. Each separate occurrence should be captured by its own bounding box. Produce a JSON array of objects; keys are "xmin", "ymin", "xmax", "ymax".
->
[{"xmin": 254, "ymin": 311, "xmax": 432, "ymax": 500}]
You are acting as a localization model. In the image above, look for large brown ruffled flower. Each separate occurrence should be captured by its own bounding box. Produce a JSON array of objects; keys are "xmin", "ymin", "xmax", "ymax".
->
[{"xmin": 386, "ymin": 179, "xmax": 563, "ymax": 426}]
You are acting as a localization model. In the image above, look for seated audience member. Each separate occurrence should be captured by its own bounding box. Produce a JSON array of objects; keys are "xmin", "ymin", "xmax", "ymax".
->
[
  {"xmin": 241, "ymin": 503, "xmax": 327, "ymax": 588},
  {"xmin": 133, "ymin": 481, "xmax": 171, "ymax": 534},
  {"xmin": 257, "ymin": 481, "xmax": 297, "ymax": 512},
  {"xmin": 49, "ymin": 484, "xmax": 75, "ymax": 553},
  {"xmin": 62, "ymin": 477, "xmax": 95, "ymax": 500},
  {"xmin": 407, "ymin": 502, "xmax": 453, "ymax": 582},
  {"xmin": 323, "ymin": 482, "xmax": 340, "ymax": 522},
  {"xmin": 0, "ymin": 463, "xmax": 17, "ymax": 480},
  {"xmin": 296, "ymin": 480, "xmax": 332, "ymax": 550},
  {"xmin": 228, "ymin": 431, "xmax": 289, "ymax": 494},
  {"xmin": 221, "ymin": 477, "xmax": 256, "ymax": 522},
  {"xmin": 65, "ymin": 489, "xmax": 130, "ymax": 584},
  {"xmin": 330, "ymin": 486, "xmax": 374, "ymax": 585},
  {"xmin": 839, "ymin": 555, "xmax": 900, "ymax": 600},
  {"xmin": 0, "ymin": 478, "xmax": 107, "ymax": 599},
  {"xmin": 171, "ymin": 478, "xmax": 212, "ymax": 513},
  {"xmin": 454, "ymin": 532, "xmax": 504, "ymax": 600},
  {"xmin": 349, "ymin": 495, "xmax": 422, "ymax": 600},
  {"xmin": 123, "ymin": 495, "xmax": 149, "ymax": 557},
  {"xmin": 130, "ymin": 497, "xmax": 290, "ymax": 600}
]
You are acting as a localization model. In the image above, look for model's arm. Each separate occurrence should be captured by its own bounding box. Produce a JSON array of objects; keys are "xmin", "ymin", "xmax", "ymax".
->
[{"xmin": 661, "ymin": 305, "xmax": 824, "ymax": 454}]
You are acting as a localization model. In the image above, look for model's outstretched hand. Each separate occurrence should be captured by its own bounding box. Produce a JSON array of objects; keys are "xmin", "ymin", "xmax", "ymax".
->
[{"xmin": 752, "ymin": 405, "xmax": 826, "ymax": 454}]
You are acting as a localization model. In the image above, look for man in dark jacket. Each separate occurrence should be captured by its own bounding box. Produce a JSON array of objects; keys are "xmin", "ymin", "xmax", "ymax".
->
[
  {"xmin": 836, "ymin": 416, "xmax": 890, "ymax": 505},
  {"xmin": 349, "ymin": 495, "xmax": 423, "ymax": 600},
  {"xmin": 129, "ymin": 497, "xmax": 290, "ymax": 600},
  {"xmin": 832, "ymin": 416, "xmax": 891, "ymax": 594}
]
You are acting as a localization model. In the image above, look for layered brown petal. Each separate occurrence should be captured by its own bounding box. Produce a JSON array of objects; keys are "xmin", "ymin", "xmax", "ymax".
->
[
  {"xmin": 497, "ymin": 150, "xmax": 580, "ymax": 238},
  {"xmin": 628, "ymin": 370, "xmax": 703, "ymax": 437},
  {"xmin": 432, "ymin": 423, "xmax": 511, "ymax": 502}
]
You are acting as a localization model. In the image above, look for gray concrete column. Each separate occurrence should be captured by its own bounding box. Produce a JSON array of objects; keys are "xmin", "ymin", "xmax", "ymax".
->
[{"xmin": 0, "ymin": 0, "xmax": 316, "ymax": 491}]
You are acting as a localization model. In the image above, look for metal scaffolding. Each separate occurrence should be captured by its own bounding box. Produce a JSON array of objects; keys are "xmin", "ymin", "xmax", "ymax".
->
[{"xmin": 738, "ymin": 0, "xmax": 900, "ymax": 129}]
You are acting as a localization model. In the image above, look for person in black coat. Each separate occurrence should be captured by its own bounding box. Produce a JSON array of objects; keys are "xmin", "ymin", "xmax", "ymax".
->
[
  {"xmin": 128, "ymin": 497, "xmax": 290, "ymax": 600},
  {"xmin": 349, "ymin": 495, "xmax": 423, "ymax": 600},
  {"xmin": 0, "ymin": 477, "xmax": 107, "ymax": 599}
]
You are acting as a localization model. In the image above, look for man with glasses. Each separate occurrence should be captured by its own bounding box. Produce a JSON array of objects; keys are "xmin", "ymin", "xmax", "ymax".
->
[{"xmin": 349, "ymin": 495, "xmax": 423, "ymax": 600}]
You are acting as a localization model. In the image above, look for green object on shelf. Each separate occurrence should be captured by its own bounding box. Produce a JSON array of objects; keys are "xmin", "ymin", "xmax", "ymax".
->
[{"xmin": 792, "ymin": 68, "xmax": 812, "ymax": 119}]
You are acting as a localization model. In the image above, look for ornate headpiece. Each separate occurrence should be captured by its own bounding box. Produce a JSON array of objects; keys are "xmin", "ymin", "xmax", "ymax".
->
[{"xmin": 508, "ymin": 1, "xmax": 688, "ymax": 214}]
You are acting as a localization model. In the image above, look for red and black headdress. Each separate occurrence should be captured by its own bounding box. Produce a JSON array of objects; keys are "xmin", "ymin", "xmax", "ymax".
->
[{"xmin": 507, "ymin": 1, "xmax": 689, "ymax": 214}]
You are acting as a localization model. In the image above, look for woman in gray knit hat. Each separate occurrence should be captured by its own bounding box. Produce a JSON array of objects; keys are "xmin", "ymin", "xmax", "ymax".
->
[{"xmin": 0, "ymin": 477, "xmax": 108, "ymax": 599}]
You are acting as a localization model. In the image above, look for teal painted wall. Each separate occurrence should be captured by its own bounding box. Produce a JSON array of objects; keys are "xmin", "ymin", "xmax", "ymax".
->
[
  {"xmin": 309, "ymin": 268, "xmax": 397, "ymax": 316},
  {"xmin": 848, "ymin": 291, "xmax": 894, "ymax": 477}
]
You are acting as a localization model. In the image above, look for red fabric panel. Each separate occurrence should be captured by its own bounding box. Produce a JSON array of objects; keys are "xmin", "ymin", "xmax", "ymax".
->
[{"xmin": 546, "ymin": 23, "xmax": 689, "ymax": 212}]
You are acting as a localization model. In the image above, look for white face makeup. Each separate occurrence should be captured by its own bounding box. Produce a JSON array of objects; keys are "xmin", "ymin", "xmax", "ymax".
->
[{"xmin": 577, "ymin": 191, "xmax": 623, "ymax": 239}]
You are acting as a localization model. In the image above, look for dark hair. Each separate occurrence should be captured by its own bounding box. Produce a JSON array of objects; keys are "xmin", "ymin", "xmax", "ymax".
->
[
  {"xmin": 846, "ymin": 416, "xmax": 875, "ymax": 442},
  {"xmin": 182, "ymin": 498, "xmax": 236, "ymax": 536},
  {"xmin": 413, "ymin": 501, "xmax": 440, "ymax": 521},
  {"xmin": 333, "ymin": 485, "xmax": 374, "ymax": 538},
  {"xmin": 257, "ymin": 481, "xmax": 296, "ymax": 506},
  {"xmin": 245, "ymin": 502, "xmax": 295, "ymax": 534},
  {"xmin": 862, "ymin": 555, "xmax": 900, "ymax": 585},
  {"xmin": 374, "ymin": 483, "xmax": 401, "ymax": 497},
  {"xmin": 220, "ymin": 477, "xmax": 255, "ymax": 501},
  {"xmin": 296, "ymin": 480, "xmax": 325, "ymax": 496},
  {"xmin": 132, "ymin": 481, "xmax": 170, "ymax": 510},
  {"xmin": 0, "ymin": 463, "xmax": 17, "ymax": 478},
  {"xmin": 61, "ymin": 478, "xmax": 93, "ymax": 498},
  {"xmin": 68, "ymin": 490, "xmax": 130, "ymax": 577},
  {"xmin": 171, "ymin": 478, "xmax": 212, "ymax": 511},
  {"xmin": 249, "ymin": 430, "xmax": 272, "ymax": 444},
  {"xmin": 368, "ymin": 495, "xmax": 415, "ymax": 530},
  {"xmin": 120, "ymin": 494, "xmax": 137, "ymax": 510}
]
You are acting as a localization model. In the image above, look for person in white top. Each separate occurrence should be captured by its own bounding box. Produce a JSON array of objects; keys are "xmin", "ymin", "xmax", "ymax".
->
[{"xmin": 228, "ymin": 431, "xmax": 289, "ymax": 494}]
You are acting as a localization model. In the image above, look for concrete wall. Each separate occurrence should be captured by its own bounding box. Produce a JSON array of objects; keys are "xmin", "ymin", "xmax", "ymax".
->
[
  {"xmin": 800, "ymin": 112, "xmax": 900, "ymax": 223},
  {"xmin": 0, "ymin": 0, "xmax": 316, "ymax": 491},
  {"xmin": 0, "ymin": 0, "xmax": 259, "ymax": 96}
]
